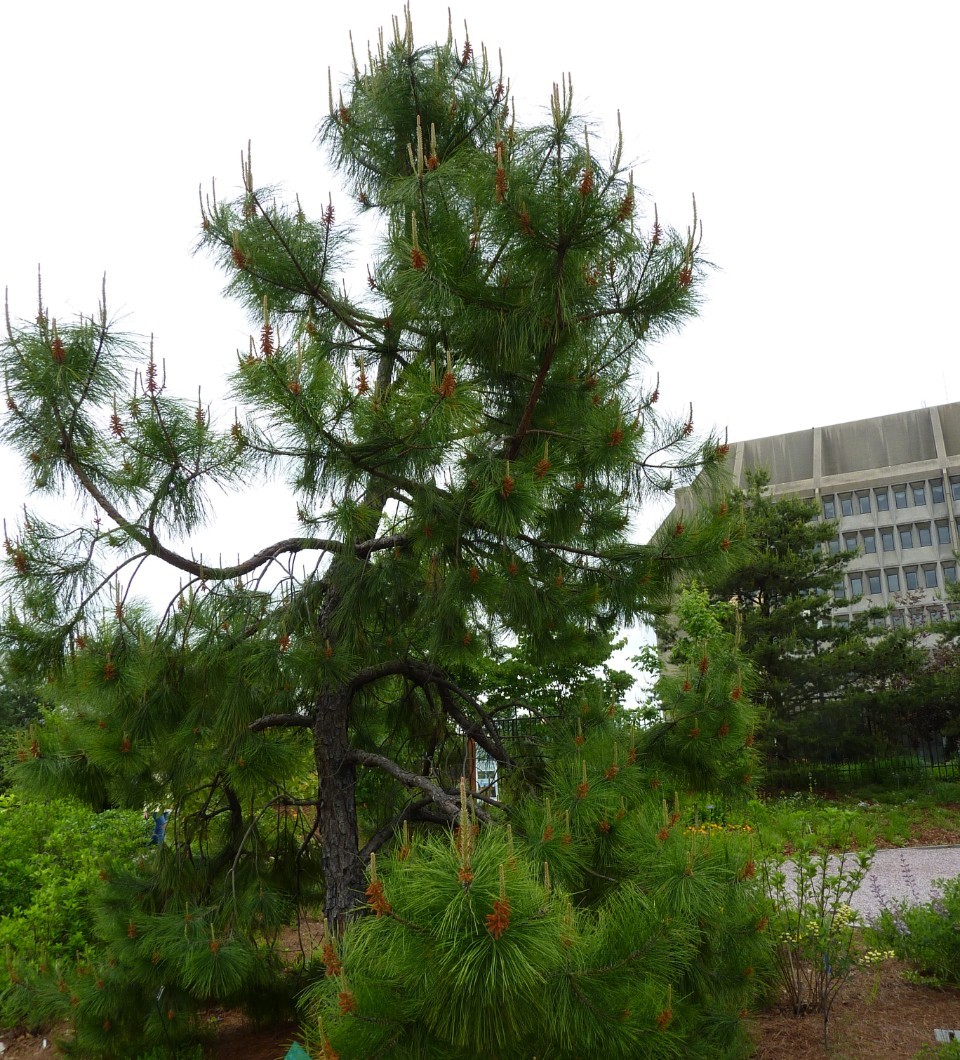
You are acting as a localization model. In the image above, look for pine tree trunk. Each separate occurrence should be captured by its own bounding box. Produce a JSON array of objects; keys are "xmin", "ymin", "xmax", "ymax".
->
[{"xmin": 314, "ymin": 687, "xmax": 365, "ymax": 932}]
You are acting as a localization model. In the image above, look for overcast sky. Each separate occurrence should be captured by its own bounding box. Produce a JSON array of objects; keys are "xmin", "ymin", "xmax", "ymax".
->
[{"xmin": 2, "ymin": 0, "xmax": 957, "ymax": 565}]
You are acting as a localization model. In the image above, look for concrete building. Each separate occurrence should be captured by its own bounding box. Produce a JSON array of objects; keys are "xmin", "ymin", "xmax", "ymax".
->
[{"xmin": 673, "ymin": 401, "xmax": 960, "ymax": 629}]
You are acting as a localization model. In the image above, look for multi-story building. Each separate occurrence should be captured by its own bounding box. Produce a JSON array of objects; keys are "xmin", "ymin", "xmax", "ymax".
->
[{"xmin": 672, "ymin": 401, "xmax": 960, "ymax": 629}]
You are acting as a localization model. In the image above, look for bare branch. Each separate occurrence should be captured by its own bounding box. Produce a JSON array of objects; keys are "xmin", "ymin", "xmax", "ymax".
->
[
  {"xmin": 347, "ymin": 748, "xmax": 490, "ymax": 822},
  {"xmin": 249, "ymin": 712, "xmax": 314, "ymax": 733}
]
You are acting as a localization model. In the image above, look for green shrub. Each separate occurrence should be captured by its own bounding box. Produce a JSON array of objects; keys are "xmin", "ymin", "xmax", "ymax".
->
[
  {"xmin": 0, "ymin": 791, "xmax": 147, "ymax": 969},
  {"xmin": 870, "ymin": 875, "xmax": 960, "ymax": 986}
]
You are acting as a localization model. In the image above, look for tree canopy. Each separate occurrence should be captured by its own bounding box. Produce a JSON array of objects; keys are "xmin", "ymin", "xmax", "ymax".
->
[{"xmin": 668, "ymin": 469, "xmax": 934, "ymax": 762}]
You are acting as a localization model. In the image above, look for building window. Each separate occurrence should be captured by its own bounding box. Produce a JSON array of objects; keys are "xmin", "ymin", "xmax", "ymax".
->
[
  {"xmin": 923, "ymin": 565, "xmax": 938, "ymax": 589},
  {"xmin": 867, "ymin": 571, "xmax": 882, "ymax": 594},
  {"xmin": 849, "ymin": 574, "xmax": 864, "ymax": 597},
  {"xmin": 857, "ymin": 492, "xmax": 871, "ymax": 514},
  {"xmin": 828, "ymin": 538, "xmax": 841, "ymax": 554},
  {"xmin": 843, "ymin": 533, "xmax": 858, "ymax": 552},
  {"xmin": 912, "ymin": 483, "xmax": 926, "ymax": 506},
  {"xmin": 937, "ymin": 521, "xmax": 951, "ymax": 545},
  {"xmin": 875, "ymin": 488, "xmax": 890, "ymax": 511},
  {"xmin": 931, "ymin": 478, "xmax": 945, "ymax": 504},
  {"xmin": 909, "ymin": 608, "xmax": 926, "ymax": 628},
  {"xmin": 899, "ymin": 527, "xmax": 914, "ymax": 549},
  {"xmin": 822, "ymin": 495, "xmax": 836, "ymax": 519},
  {"xmin": 944, "ymin": 562, "xmax": 958, "ymax": 585},
  {"xmin": 917, "ymin": 524, "xmax": 932, "ymax": 547},
  {"xmin": 891, "ymin": 610, "xmax": 905, "ymax": 629},
  {"xmin": 834, "ymin": 614, "xmax": 850, "ymax": 626},
  {"xmin": 881, "ymin": 528, "xmax": 895, "ymax": 551},
  {"xmin": 840, "ymin": 494, "xmax": 854, "ymax": 517},
  {"xmin": 951, "ymin": 477, "xmax": 960, "ymax": 502},
  {"xmin": 871, "ymin": 614, "xmax": 887, "ymax": 630},
  {"xmin": 894, "ymin": 486, "xmax": 909, "ymax": 509},
  {"xmin": 904, "ymin": 567, "xmax": 920, "ymax": 591},
  {"xmin": 833, "ymin": 581, "xmax": 845, "ymax": 600},
  {"xmin": 862, "ymin": 531, "xmax": 877, "ymax": 553},
  {"xmin": 886, "ymin": 570, "xmax": 901, "ymax": 592}
]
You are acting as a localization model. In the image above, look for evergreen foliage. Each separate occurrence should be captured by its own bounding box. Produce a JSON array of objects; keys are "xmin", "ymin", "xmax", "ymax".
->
[
  {"xmin": 670, "ymin": 470, "xmax": 928, "ymax": 761},
  {"xmin": 0, "ymin": 9, "xmax": 750, "ymax": 1052},
  {"xmin": 301, "ymin": 590, "xmax": 768, "ymax": 1058}
]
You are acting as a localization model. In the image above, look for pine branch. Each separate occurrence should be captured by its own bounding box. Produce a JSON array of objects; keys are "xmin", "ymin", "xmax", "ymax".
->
[
  {"xmin": 358, "ymin": 796, "xmax": 432, "ymax": 862},
  {"xmin": 249, "ymin": 712, "xmax": 314, "ymax": 732},
  {"xmin": 346, "ymin": 748, "xmax": 490, "ymax": 822}
]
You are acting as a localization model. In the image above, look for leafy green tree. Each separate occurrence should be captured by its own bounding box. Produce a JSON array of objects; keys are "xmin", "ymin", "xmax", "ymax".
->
[
  {"xmin": 675, "ymin": 469, "xmax": 926, "ymax": 761},
  {"xmin": 0, "ymin": 11, "xmax": 744, "ymax": 1053}
]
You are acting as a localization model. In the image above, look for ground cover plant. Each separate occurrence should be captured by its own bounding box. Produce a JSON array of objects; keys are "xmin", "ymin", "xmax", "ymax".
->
[
  {"xmin": 870, "ymin": 871, "xmax": 960, "ymax": 987},
  {"xmin": 691, "ymin": 783, "xmax": 960, "ymax": 853}
]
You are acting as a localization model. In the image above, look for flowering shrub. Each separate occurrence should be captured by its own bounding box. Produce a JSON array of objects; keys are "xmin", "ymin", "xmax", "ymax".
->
[
  {"xmin": 763, "ymin": 840, "xmax": 875, "ymax": 1025},
  {"xmin": 870, "ymin": 873, "xmax": 960, "ymax": 985}
]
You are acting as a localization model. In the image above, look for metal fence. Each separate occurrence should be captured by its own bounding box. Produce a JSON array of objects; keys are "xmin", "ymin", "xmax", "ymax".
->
[{"xmin": 760, "ymin": 755, "xmax": 960, "ymax": 793}]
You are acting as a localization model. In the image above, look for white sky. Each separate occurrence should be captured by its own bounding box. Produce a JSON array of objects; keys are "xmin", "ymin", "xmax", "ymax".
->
[{"xmin": 1, "ymin": 0, "xmax": 958, "ymax": 602}]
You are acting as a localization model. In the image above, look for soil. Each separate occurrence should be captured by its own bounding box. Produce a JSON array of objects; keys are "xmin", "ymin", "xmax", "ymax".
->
[{"xmin": 751, "ymin": 961, "xmax": 960, "ymax": 1059}]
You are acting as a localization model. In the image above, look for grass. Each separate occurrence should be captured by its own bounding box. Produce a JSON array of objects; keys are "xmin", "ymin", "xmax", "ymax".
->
[{"xmin": 688, "ymin": 779, "xmax": 960, "ymax": 852}]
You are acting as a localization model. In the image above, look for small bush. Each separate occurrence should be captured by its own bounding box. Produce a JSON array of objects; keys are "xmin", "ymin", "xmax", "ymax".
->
[{"xmin": 870, "ymin": 875, "xmax": 960, "ymax": 986}]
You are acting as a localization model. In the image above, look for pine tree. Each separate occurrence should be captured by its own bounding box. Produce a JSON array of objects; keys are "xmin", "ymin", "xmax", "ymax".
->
[
  {"xmin": 300, "ymin": 588, "xmax": 766, "ymax": 1059},
  {"xmin": 0, "ymin": 11, "xmax": 742, "ymax": 1049},
  {"xmin": 675, "ymin": 469, "xmax": 925, "ymax": 761}
]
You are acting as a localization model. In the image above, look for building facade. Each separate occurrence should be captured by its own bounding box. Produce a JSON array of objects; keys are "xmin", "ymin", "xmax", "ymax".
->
[{"xmin": 676, "ymin": 402, "xmax": 960, "ymax": 629}]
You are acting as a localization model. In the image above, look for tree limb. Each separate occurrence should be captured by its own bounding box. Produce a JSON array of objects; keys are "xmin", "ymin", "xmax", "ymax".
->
[{"xmin": 347, "ymin": 748, "xmax": 490, "ymax": 822}]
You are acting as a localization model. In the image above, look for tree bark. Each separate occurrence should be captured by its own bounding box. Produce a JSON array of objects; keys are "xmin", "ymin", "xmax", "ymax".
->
[{"xmin": 313, "ymin": 687, "xmax": 365, "ymax": 933}]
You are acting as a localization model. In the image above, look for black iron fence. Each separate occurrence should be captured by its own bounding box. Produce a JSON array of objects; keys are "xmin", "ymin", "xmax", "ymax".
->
[{"xmin": 761, "ymin": 755, "xmax": 960, "ymax": 793}]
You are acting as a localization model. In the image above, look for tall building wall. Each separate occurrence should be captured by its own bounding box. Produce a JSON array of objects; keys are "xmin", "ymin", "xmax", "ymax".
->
[{"xmin": 674, "ymin": 402, "xmax": 960, "ymax": 629}]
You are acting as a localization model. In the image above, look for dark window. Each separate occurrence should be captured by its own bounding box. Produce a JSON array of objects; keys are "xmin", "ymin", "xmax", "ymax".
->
[
  {"xmin": 952, "ymin": 477, "xmax": 960, "ymax": 502},
  {"xmin": 850, "ymin": 574, "xmax": 864, "ymax": 597},
  {"xmin": 931, "ymin": 479, "xmax": 945, "ymax": 504},
  {"xmin": 828, "ymin": 538, "xmax": 841, "ymax": 555},
  {"xmin": 923, "ymin": 566, "xmax": 938, "ymax": 589},
  {"xmin": 833, "ymin": 582, "xmax": 845, "ymax": 600},
  {"xmin": 863, "ymin": 531, "xmax": 877, "ymax": 553},
  {"xmin": 881, "ymin": 528, "xmax": 895, "ymax": 551},
  {"xmin": 835, "ymin": 614, "xmax": 850, "ymax": 626},
  {"xmin": 891, "ymin": 610, "xmax": 905, "ymax": 629},
  {"xmin": 871, "ymin": 614, "xmax": 887, "ymax": 629},
  {"xmin": 886, "ymin": 570, "xmax": 901, "ymax": 592},
  {"xmin": 905, "ymin": 568, "xmax": 920, "ymax": 591},
  {"xmin": 858, "ymin": 493, "xmax": 871, "ymax": 514},
  {"xmin": 909, "ymin": 609, "xmax": 926, "ymax": 628},
  {"xmin": 917, "ymin": 524, "xmax": 932, "ymax": 547},
  {"xmin": 894, "ymin": 486, "xmax": 909, "ymax": 509},
  {"xmin": 844, "ymin": 533, "xmax": 858, "ymax": 552},
  {"xmin": 899, "ymin": 527, "xmax": 914, "ymax": 549},
  {"xmin": 822, "ymin": 496, "xmax": 836, "ymax": 519},
  {"xmin": 912, "ymin": 483, "xmax": 926, "ymax": 506},
  {"xmin": 840, "ymin": 494, "xmax": 854, "ymax": 517},
  {"xmin": 875, "ymin": 489, "xmax": 890, "ymax": 511},
  {"xmin": 944, "ymin": 562, "xmax": 958, "ymax": 585},
  {"xmin": 937, "ymin": 521, "xmax": 951, "ymax": 545},
  {"xmin": 867, "ymin": 571, "xmax": 882, "ymax": 594}
]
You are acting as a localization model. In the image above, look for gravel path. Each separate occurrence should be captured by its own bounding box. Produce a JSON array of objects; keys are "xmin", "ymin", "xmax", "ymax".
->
[
  {"xmin": 853, "ymin": 845, "xmax": 960, "ymax": 921},
  {"xmin": 771, "ymin": 845, "xmax": 960, "ymax": 923}
]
